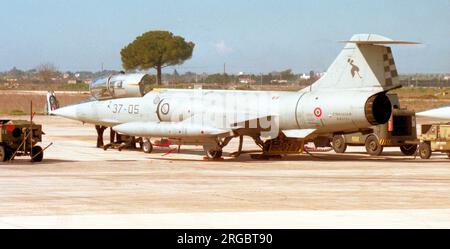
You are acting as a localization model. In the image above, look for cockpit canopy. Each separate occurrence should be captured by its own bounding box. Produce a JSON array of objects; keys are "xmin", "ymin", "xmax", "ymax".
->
[{"xmin": 90, "ymin": 73, "xmax": 153, "ymax": 100}]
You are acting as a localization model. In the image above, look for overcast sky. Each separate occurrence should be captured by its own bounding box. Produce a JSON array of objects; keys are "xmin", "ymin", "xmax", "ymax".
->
[{"xmin": 0, "ymin": 0, "xmax": 449, "ymax": 74}]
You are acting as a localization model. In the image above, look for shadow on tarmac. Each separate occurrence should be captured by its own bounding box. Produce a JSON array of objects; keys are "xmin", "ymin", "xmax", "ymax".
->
[{"xmin": 146, "ymin": 150, "xmax": 450, "ymax": 164}]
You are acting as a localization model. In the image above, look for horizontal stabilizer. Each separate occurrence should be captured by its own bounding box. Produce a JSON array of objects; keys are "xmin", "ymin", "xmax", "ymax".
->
[
  {"xmin": 341, "ymin": 41, "xmax": 419, "ymax": 45},
  {"xmin": 282, "ymin": 129, "xmax": 316, "ymax": 139},
  {"xmin": 339, "ymin": 34, "xmax": 419, "ymax": 45}
]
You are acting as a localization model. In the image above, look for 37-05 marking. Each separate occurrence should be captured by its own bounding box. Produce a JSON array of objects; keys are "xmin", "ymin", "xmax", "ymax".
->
[{"xmin": 111, "ymin": 104, "xmax": 139, "ymax": 114}]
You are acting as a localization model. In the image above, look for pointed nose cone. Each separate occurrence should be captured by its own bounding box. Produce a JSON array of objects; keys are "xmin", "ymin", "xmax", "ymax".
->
[
  {"xmin": 51, "ymin": 105, "xmax": 78, "ymax": 120},
  {"xmin": 417, "ymin": 106, "xmax": 450, "ymax": 120}
]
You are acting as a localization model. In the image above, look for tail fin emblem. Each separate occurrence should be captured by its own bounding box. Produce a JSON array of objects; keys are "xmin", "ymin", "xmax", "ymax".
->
[{"xmin": 347, "ymin": 59, "xmax": 361, "ymax": 78}]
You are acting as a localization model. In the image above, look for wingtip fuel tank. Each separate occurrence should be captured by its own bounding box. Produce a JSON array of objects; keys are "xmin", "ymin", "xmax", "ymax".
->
[
  {"xmin": 113, "ymin": 121, "xmax": 229, "ymax": 137},
  {"xmin": 417, "ymin": 106, "xmax": 450, "ymax": 120}
]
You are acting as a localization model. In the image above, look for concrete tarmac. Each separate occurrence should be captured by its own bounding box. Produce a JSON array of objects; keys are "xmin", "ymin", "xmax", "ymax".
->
[{"xmin": 1, "ymin": 115, "xmax": 449, "ymax": 228}]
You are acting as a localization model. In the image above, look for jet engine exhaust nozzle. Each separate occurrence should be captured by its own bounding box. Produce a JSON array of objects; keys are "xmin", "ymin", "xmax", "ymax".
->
[{"xmin": 364, "ymin": 93, "xmax": 392, "ymax": 125}]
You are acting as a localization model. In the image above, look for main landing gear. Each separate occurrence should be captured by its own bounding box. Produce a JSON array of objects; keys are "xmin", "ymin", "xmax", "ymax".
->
[
  {"xmin": 203, "ymin": 136, "xmax": 234, "ymax": 160},
  {"xmin": 202, "ymin": 134, "xmax": 305, "ymax": 160},
  {"xmin": 204, "ymin": 149, "xmax": 223, "ymax": 160}
]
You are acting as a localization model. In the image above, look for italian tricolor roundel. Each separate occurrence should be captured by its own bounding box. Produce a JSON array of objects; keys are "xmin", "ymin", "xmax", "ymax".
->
[{"xmin": 313, "ymin": 107, "xmax": 323, "ymax": 118}]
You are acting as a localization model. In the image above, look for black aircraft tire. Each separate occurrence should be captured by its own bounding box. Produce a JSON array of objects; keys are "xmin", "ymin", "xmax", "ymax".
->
[
  {"xmin": 4, "ymin": 147, "xmax": 12, "ymax": 161},
  {"xmin": 0, "ymin": 145, "xmax": 6, "ymax": 162},
  {"xmin": 400, "ymin": 144, "xmax": 418, "ymax": 156},
  {"xmin": 365, "ymin": 135, "xmax": 383, "ymax": 156},
  {"xmin": 142, "ymin": 138, "xmax": 153, "ymax": 153},
  {"xmin": 31, "ymin": 146, "xmax": 43, "ymax": 162},
  {"xmin": 332, "ymin": 135, "xmax": 347, "ymax": 153},
  {"xmin": 419, "ymin": 142, "xmax": 432, "ymax": 159},
  {"xmin": 206, "ymin": 150, "xmax": 222, "ymax": 159}
]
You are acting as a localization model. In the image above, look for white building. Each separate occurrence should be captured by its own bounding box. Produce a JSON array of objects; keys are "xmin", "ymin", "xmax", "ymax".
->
[{"xmin": 299, "ymin": 73, "xmax": 310, "ymax": 80}]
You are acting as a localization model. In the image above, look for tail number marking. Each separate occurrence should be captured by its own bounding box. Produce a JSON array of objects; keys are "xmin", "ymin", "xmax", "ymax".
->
[{"xmin": 112, "ymin": 104, "xmax": 139, "ymax": 114}]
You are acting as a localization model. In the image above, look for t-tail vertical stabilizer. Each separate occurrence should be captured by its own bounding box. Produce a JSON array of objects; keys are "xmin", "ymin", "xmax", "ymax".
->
[{"xmin": 306, "ymin": 34, "xmax": 419, "ymax": 92}]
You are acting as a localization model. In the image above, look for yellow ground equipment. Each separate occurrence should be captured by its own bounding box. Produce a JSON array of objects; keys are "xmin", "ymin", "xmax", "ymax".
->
[{"xmin": 418, "ymin": 123, "xmax": 450, "ymax": 159}]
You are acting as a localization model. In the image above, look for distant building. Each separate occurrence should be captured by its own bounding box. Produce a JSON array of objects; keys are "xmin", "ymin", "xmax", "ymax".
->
[
  {"xmin": 5, "ymin": 78, "xmax": 18, "ymax": 82},
  {"xmin": 316, "ymin": 72, "xmax": 326, "ymax": 78},
  {"xmin": 239, "ymin": 77, "xmax": 256, "ymax": 84},
  {"xmin": 67, "ymin": 79, "xmax": 82, "ymax": 84},
  {"xmin": 3, "ymin": 82, "xmax": 19, "ymax": 88},
  {"xmin": 299, "ymin": 73, "xmax": 310, "ymax": 80},
  {"xmin": 270, "ymin": 79, "xmax": 288, "ymax": 83}
]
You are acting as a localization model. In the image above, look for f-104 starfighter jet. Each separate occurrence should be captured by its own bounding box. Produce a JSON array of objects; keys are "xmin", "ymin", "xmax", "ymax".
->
[{"xmin": 51, "ymin": 34, "xmax": 418, "ymax": 159}]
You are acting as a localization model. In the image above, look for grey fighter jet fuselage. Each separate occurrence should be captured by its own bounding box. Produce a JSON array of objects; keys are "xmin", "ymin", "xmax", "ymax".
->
[{"xmin": 52, "ymin": 34, "xmax": 418, "ymax": 159}]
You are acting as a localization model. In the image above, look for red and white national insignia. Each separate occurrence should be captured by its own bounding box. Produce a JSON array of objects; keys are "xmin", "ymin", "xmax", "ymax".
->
[{"xmin": 314, "ymin": 107, "xmax": 323, "ymax": 118}]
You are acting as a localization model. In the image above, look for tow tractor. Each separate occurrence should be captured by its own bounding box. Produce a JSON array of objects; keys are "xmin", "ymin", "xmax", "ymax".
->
[
  {"xmin": 418, "ymin": 123, "xmax": 450, "ymax": 159},
  {"xmin": 0, "ymin": 119, "xmax": 46, "ymax": 162},
  {"xmin": 331, "ymin": 93, "xmax": 417, "ymax": 156}
]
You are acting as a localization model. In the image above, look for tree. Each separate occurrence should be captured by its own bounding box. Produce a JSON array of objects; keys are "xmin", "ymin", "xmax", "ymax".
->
[
  {"xmin": 8, "ymin": 67, "xmax": 24, "ymax": 78},
  {"xmin": 280, "ymin": 69, "xmax": 295, "ymax": 81},
  {"xmin": 121, "ymin": 31, "xmax": 195, "ymax": 85},
  {"xmin": 36, "ymin": 63, "xmax": 57, "ymax": 83}
]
